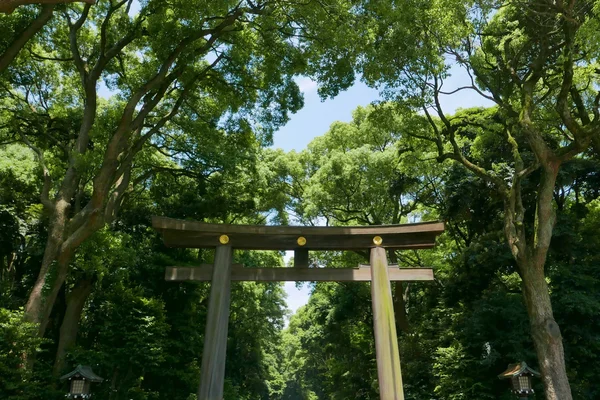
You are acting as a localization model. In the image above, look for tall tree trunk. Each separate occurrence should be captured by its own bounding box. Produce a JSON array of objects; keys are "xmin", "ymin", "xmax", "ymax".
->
[
  {"xmin": 24, "ymin": 202, "xmax": 71, "ymax": 337},
  {"xmin": 53, "ymin": 277, "xmax": 93, "ymax": 375},
  {"xmin": 393, "ymin": 282, "xmax": 409, "ymax": 332},
  {"xmin": 519, "ymin": 256, "xmax": 572, "ymax": 400},
  {"xmin": 507, "ymin": 163, "xmax": 572, "ymax": 400}
]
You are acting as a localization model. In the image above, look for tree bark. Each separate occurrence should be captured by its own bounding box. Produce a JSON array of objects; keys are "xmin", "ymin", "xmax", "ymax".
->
[
  {"xmin": 108, "ymin": 367, "xmax": 119, "ymax": 400},
  {"xmin": 23, "ymin": 201, "xmax": 71, "ymax": 337},
  {"xmin": 519, "ymin": 258, "xmax": 572, "ymax": 400},
  {"xmin": 0, "ymin": 4, "xmax": 54, "ymax": 73},
  {"xmin": 53, "ymin": 277, "xmax": 93, "ymax": 375},
  {"xmin": 506, "ymin": 162, "xmax": 573, "ymax": 400}
]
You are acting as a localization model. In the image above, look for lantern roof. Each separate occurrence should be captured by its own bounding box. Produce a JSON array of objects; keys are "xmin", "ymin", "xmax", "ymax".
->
[
  {"xmin": 60, "ymin": 365, "xmax": 104, "ymax": 383},
  {"xmin": 498, "ymin": 361, "xmax": 540, "ymax": 379}
]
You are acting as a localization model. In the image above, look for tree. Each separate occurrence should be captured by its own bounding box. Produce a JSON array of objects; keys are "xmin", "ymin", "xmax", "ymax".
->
[
  {"xmin": 275, "ymin": 106, "xmax": 600, "ymax": 398},
  {"xmin": 37, "ymin": 130, "xmax": 293, "ymax": 395},
  {"xmin": 315, "ymin": 1, "xmax": 600, "ymax": 398},
  {"xmin": 280, "ymin": 275, "xmax": 380, "ymax": 400},
  {"xmin": 49, "ymin": 112, "xmax": 302, "ymax": 375},
  {"xmin": 295, "ymin": 104, "xmax": 437, "ymax": 330},
  {"xmin": 0, "ymin": 0, "xmax": 354, "ymax": 345},
  {"xmin": 267, "ymin": 107, "xmax": 438, "ymax": 399}
]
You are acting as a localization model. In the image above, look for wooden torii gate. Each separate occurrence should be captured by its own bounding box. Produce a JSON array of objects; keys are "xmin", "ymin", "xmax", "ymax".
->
[{"xmin": 152, "ymin": 216, "xmax": 444, "ymax": 400}]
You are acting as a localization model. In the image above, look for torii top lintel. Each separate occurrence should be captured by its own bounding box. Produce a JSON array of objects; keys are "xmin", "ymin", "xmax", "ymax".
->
[{"xmin": 152, "ymin": 216, "xmax": 445, "ymax": 251}]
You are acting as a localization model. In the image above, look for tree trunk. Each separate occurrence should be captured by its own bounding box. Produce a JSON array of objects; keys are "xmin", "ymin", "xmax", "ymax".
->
[
  {"xmin": 24, "ymin": 202, "xmax": 71, "ymax": 337},
  {"xmin": 1, "ymin": 250, "xmax": 17, "ymax": 293},
  {"xmin": 108, "ymin": 367, "xmax": 119, "ymax": 400},
  {"xmin": 24, "ymin": 253, "xmax": 70, "ymax": 337},
  {"xmin": 506, "ymin": 162, "xmax": 572, "ymax": 400},
  {"xmin": 53, "ymin": 277, "xmax": 94, "ymax": 375},
  {"xmin": 519, "ymin": 257, "xmax": 572, "ymax": 400}
]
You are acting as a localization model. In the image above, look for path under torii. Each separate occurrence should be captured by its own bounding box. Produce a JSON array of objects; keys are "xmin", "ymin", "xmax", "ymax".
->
[{"xmin": 153, "ymin": 216, "xmax": 444, "ymax": 400}]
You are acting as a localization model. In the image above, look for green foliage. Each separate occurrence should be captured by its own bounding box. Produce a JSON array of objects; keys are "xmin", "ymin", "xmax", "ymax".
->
[
  {"xmin": 269, "ymin": 104, "xmax": 438, "ymax": 228},
  {"xmin": 1, "ymin": 1, "xmax": 600, "ymax": 400},
  {"xmin": 0, "ymin": 308, "xmax": 59, "ymax": 399},
  {"xmin": 270, "ymin": 101, "xmax": 600, "ymax": 399}
]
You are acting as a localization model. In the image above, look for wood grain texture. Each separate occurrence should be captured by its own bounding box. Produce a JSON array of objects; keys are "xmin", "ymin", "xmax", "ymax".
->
[
  {"xmin": 198, "ymin": 245, "xmax": 232, "ymax": 400},
  {"xmin": 153, "ymin": 216, "xmax": 444, "ymax": 250},
  {"xmin": 370, "ymin": 246, "xmax": 404, "ymax": 400},
  {"xmin": 165, "ymin": 266, "xmax": 434, "ymax": 282}
]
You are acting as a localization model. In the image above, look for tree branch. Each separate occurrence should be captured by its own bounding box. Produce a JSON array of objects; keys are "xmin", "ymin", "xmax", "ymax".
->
[
  {"xmin": 99, "ymin": 0, "xmax": 127, "ymax": 56},
  {"xmin": 429, "ymin": 83, "xmax": 509, "ymax": 195},
  {"xmin": 0, "ymin": 4, "xmax": 54, "ymax": 74},
  {"xmin": 16, "ymin": 131, "xmax": 54, "ymax": 211}
]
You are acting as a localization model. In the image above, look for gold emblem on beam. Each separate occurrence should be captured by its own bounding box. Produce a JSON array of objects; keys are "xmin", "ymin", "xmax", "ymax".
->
[
  {"xmin": 297, "ymin": 236, "xmax": 307, "ymax": 246},
  {"xmin": 219, "ymin": 235, "xmax": 229, "ymax": 244},
  {"xmin": 373, "ymin": 236, "xmax": 383, "ymax": 246}
]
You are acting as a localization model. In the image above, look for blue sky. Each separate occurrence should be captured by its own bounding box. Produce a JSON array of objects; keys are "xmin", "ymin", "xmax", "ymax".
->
[
  {"xmin": 273, "ymin": 66, "xmax": 493, "ymax": 152},
  {"xmin": 272, "ymin": 78, "xmax": 379, "ymax": 152},
  {"xmin": 271, "ymin": 69, "xmax": 494, "ymax": 322}
]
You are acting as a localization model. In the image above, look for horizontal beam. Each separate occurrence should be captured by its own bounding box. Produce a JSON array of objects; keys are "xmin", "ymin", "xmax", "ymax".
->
[
  {"xmin": 153, "ymin": 216, "xmax": 444, "ymax": 251},
  {"xmin": 160, "ymin": 231, "xmax": 438, "ymax": 250},
  {"xmin": 165, "ymin": 266, "xmax": 434, "ymax": 282},
  {"xmin": 153, "ymin": 217, "xmax": 445, "ymax": 236}
]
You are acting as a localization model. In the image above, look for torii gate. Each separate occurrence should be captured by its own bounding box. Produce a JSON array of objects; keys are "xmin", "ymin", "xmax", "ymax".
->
[{"xmin": 152, "ymin": 216, "xmax": 444, "ymax": 400}]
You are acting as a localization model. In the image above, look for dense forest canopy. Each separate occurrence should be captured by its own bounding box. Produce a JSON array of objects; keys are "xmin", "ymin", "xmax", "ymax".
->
[{"xmin": 1, "ymin": 0, "xmax": 599, "ymax": 399}]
